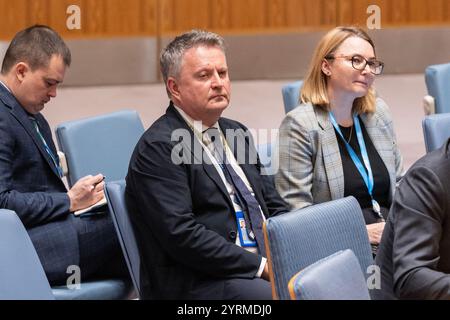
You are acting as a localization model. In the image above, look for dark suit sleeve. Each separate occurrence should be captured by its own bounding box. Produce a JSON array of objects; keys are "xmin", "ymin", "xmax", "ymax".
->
[
  {"xmin": 260, "ymin": 173, "xmax": 289, "ymax": 217},
  {"xmin": 392, "ymin": 166, "xmax": 450, "ymax": 299},
  {"xmin": 127, "ymin": 139, "xmax": 261, "ymax": 279},
  {"xmin": 0, "ymin": 113, "xmax": 70, "ymax": 227}
]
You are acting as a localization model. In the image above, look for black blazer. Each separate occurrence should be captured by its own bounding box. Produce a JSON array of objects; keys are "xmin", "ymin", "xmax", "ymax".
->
[
  {"xmin": 126, "ymin": 103, "xmax": 288, "ymax": 299},
  {"xmin": 0, "ymin": 84, "xmax": 79, "ymax": 282},
  {"xmin": 375, "ymin": 138, "xmax": 450, "ymax": 299}
]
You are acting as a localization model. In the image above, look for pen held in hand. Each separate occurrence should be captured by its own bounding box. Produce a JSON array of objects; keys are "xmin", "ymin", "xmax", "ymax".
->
[{"xmin": 91, "ymin": 175, "xmax": 106, "ymax": 190}]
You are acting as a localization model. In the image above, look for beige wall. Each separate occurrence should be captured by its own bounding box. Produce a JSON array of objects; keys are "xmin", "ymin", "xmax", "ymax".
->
[
  {"xmin": 1, "ymin": 26, "xmax": 449, "ymax": 86},
  {"xmin": 1, "ymin": 1, "xmax": 449, "ymax": 85},
  {"xmin": 1, "ymin": 0, "xmax": 449, "ymax": 40}
]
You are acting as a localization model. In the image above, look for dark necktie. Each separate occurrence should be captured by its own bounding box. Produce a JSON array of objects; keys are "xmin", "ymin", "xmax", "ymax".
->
[
  {"xmin": 203, "ymin": 127, "xmax": 266, "ymax": 257},
  {"xmin": 29, "ymin": 116, "xmax": 63, "ymax": 177}
]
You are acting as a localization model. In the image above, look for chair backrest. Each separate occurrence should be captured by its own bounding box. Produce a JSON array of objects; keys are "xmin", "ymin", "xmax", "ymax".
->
[
  {"xmin": 264, "ymin": 196, "xmax": 373, "ymax": 300},
  {"xmin": 281, "ymin": 80, "xmax": 303, "ymax": 114},
  {"xmin": 288, "ymin": 249, "xmax": 370, "ymax": 300},
  {"xmin": 425, "ymin": 62, "xmax": 450, "ymax": 114},
  {"xmin": 55, "ymin": 110, "xmax": 144, "ymax": 187},
  {"xmin": 0, "ymin": 209, "xmax": 54, "ymax": 300},
  {"xmin": 422, "ymin": 113, "xmax": 450, "ymax": 153},
  {"xmin": 104, "ymin": 180, "xmax": 141, "ymax": 298}
]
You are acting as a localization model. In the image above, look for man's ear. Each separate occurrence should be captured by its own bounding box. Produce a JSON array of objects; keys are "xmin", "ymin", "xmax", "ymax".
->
[
  {"xmin": 167, "ymin": 77, "xmax": 180, "ymax": 100},
  {"xmin": 15, "ymin": 62, "xmax": 29, "ymax": 83}
]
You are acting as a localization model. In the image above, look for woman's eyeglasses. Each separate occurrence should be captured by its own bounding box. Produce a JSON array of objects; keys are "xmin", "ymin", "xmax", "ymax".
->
[{"xmin": 325, "ymin": 54, "xmax": 384, "ymax": 75}]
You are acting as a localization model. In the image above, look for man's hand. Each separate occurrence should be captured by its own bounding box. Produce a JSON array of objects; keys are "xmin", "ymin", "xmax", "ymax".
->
[
  {"xmin": 366, "ymin": 222, "xmax": 386, "ymax": 244},
  {"xmin": 67, "ymin": 174, "xmax": 105, "ymax": 212}
]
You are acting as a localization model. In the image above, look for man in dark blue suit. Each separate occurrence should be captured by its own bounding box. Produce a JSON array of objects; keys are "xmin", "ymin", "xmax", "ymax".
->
[
  {"xmin": 126, "ymin": 30, "xmax": 289, "ymax": 299},
  {"xmin": 0, "ymin": 25, "xmax": 126, "ymax": 285}
]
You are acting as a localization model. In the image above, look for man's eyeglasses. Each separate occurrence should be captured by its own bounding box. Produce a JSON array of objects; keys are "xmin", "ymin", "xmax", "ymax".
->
[{"xmin": 325, "ymin": 54, "xmax": 384, "ymax": 75}]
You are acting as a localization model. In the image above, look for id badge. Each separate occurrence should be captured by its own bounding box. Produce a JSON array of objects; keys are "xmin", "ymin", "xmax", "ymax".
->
[
  {"xmin": 235, "ymin": 211, "xmax": 257, "ymax": 247},
  {"xmin": 372, "ymin": 199, "xmax": 385, "ymax": 222}
]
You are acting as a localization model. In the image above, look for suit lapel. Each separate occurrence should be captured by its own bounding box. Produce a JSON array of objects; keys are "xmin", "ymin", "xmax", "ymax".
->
[
  {"xmin": 316, "ymin": 107, "xmax": 345, "ymax": 200},
  {"xmin": 0, "ymin": 87, "xmax": 61, "ymax": 179}
]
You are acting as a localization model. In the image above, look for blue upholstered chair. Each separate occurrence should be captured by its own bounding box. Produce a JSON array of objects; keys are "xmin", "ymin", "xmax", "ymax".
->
[
  {"xmin": 288, "ymin": 249, "xmax": 370, "ymax": 300},
  {"xmin": 424, "ymin": 62, "xmax": 450, "ymax": 114},
  {"xmin": 0, "ymin": 209, "xmax": 131, "ymax": 300},
  {"xmin": 281, "ymin": 80, "xmax": 303, "ymax": 114},
  {"xmin": 54, "ymin": 110, "xmax": 144, "ymax": 299},
  {"xmin": 105, "ymin": 180, "xmax": 142, "ymax": 298},
  {"xmin": 55, "ymin": 110, "xmax": 144, "ymax": 187},
  {"xmin": 0, "ymin": 209, "xmax": 55, "ymax": 300},
  {"xmin": 51, "ymin": 279, "xmax": 132, "ymax": 300},
  {"xmin": 422, "ymin": 113, "xmax": 450, "ymax": 153},
  {"xmin": 263, "ymin": 196, "xmax": 373, "ymax": 300}
]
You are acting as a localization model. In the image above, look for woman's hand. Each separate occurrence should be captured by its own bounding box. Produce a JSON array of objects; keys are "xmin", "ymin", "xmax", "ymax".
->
[{"xmin": 366, "ymin": 222, "xmax": 386, "ymax": 244}]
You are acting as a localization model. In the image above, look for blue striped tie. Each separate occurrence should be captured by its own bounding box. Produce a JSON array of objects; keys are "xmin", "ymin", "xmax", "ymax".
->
[{"xmin": 203, "ymin": 127, "xmax": 266, "ymax": 257}]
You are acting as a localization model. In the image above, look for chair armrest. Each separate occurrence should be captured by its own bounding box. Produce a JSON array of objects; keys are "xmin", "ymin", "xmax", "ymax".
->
[{"xmin": 423, "ymin": 95, "xmax": 435, "ymax": 115}]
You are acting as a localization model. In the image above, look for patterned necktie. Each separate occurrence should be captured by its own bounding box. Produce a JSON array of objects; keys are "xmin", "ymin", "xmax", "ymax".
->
[
  {"xmin": 29, "ymin": 116, "xmax": 63, "ymax": 178},
  {"xmin": 203, "ymin": 127, "xmax": 266, "ymax": 257}
]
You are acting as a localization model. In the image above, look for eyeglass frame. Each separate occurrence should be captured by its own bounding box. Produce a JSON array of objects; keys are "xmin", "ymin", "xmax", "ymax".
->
[{"xmin": 324, "ymin": 54, "xmax": 385, "ymax": 75}]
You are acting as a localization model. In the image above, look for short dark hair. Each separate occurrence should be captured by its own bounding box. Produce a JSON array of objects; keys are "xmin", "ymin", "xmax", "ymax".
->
[{"xmin": 1, "ymin": 25, "xmax": 71, "ymax": 74}]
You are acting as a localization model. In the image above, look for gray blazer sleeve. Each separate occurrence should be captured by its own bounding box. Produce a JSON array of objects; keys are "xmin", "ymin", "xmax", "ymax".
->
[{"xmin": 275, "ymin": 110, "xmax": 315, "ymax": 210}]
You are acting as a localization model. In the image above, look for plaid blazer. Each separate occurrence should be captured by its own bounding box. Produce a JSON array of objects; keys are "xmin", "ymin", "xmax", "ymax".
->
[{"xmin": 275, "ymin": 98, "xmax": 404, "ymax": 210}]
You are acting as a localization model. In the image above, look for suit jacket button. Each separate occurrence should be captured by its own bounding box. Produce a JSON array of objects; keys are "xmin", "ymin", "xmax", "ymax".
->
[{"xmin": 229, "ymin": 230, "xmax": 237, "ymax": 240}]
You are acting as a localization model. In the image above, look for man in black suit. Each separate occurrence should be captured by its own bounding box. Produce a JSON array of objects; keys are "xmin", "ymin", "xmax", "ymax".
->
[
  {"xmin": 0, "ymin": 25, "xmax": 126, "ymax": 285},
  {"xmin": 126, "ymin": 30, "xmax": 289, "ymax": 299},
  {"xmin": 375, "ymin": 138, "xmax": 450, "ymax": 299}
]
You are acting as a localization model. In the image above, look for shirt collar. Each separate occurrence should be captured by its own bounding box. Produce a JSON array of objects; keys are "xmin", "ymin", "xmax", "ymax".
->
[
  {"xmin": 174, "ymin": 104, "xmax": 219, "ymax": 133},
  {"xmin": 0, "ymin": 80, "xmax": 12, "ymax": 93}
]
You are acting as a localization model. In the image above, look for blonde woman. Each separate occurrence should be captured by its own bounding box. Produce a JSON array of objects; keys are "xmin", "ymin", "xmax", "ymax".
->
[{"xmin": 276, "ymin": 26, "xmax": 403, "ymax": 250}]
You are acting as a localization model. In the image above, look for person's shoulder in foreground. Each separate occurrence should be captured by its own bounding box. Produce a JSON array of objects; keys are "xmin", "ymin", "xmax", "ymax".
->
[{"xmin": 375, "ymin": 138, "xmax": 450, "ymax": 300}]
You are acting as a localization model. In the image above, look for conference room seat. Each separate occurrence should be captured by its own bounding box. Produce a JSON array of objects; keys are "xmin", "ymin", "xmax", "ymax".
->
[
  {"xmin": 105, "ymin": 180, "xmax": 143, "ymax": 299},
  {"xmin": 423, "ymin": 62, "xmax": 450, "ymax": 115},
  {"xmin": 0, "ymin": 209, "xmax": 133, "ymax": 300},
  {"xmin": 53, "ymin": 110, "xmax": 145, "ymax": 299},
  {"xmin": 288, "ymin": 249, "xmax": 370, "ymax": 300},
  {"xmin": 263, "ymin": 196, "xmax": 373, "ymax": 300},
  {"xmin": 0, "ymin": 209, "xmax": 54, "ymax": 300},
  {"xmin": 422, "ymin": 113, "xmax": 450, "ymax": 153},
  {"xmin": 55, "ymin": 109, "xmax": 144, "ymax": 187},
  {"xmin": 281, "ymin": 80, "xmax": 304, "ymax": 114}
]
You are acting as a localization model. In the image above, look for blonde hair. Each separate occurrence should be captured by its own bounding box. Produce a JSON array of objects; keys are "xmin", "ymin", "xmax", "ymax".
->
[{"xmin": 300, "ymin": 26, "xmax": 377, "ymax": 114}]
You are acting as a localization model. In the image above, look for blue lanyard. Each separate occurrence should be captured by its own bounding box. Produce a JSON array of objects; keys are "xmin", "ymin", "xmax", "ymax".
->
[{"xmin": 329, "ymin": 112, "xmax": 384, "ymax": 220}]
